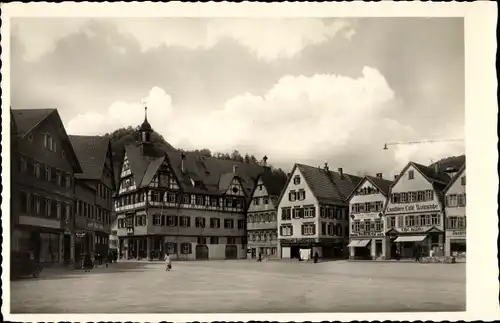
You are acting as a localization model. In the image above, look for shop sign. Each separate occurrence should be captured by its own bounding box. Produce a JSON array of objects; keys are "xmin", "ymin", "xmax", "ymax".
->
[
  {"xmin": 86, "ymin": 219, "xmax": 104, "ymax": 231},
  {"xmin": 281, "ymin": 238, "xmax": 315, "ymax": 244},
  {"xmin": 75, "ymin": 232, "xmax": 86, "ymax": 238},
  {"xmin": 352, "ymin": 213, "xmax": 382, "ymax": 220},
  {"xmin": 386, "ymin": 202, "xmax": 440, "ymax": 214},
  {"xmin": 400, "ymin": 226, "xmax": 431, "ymax": 233},
  {"xmin": 351, "ymin": 231, "xmax": 384, "ymax": 237},
  {"xmin": 451, "ymin": 230, "xmax": 466, "ymax": 236}
]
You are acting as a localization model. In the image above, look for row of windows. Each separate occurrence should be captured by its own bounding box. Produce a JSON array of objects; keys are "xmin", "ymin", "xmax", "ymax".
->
[
  {"xmin": 19, "ymin": 191, "xmax": 71, "ymax": 221},
  {"xmin": 351, "ymin": 202, "xmax": 384, "ymax": 214},
  {"xmin": 248, "ymin": 231, "xmax": 278, "ymax": 241},
  {"xmin": 288, "ymin": 189, "xmax": 306, "ymax": 201},
  {"xmin": 118, "ymin": 215, "xmax": 245, "ymax": 230},
  {"xmin": 445, "ymin": 194, "xmax": 466, "ymax": 208},
  {"xmin": 164, "ymin": 242, "xmax": 192, "ymax": 254},
  {"xmin": 196, "ymin": 236, "xmax": 239, "ymax": 245},
  {"xmin": 448, "ymin": 216, "xmax": 466, "ymax": 229},
  {"xmin": 76, "ymin": 200, "xmax": 112, "ymax": 224},
  {"xmin": 19, "ymin": 155, "xmax": 72, "ymax": 189},
  {"xmin": 351, "ymin": 220, "xmax": 384, "ymax": 233},
  {"xmin": 281, "ymin": 206, "xmax": 316, "ymax": 220},
  {"xmin": 390, "ymin": 190, "xmax": 434, "ymax": 204},
  {"xmin": 319, "ymin": 206, "xmax": 348, "ymax": 220},
  {"xmin": 248, "ymin": 212, "xmax": 277, "ymax": 223},
  {"xmin": 96, "ymin": 183, "xmax": 112, "ymax": 202},
  {"xmin": 385, "ymin": 214, "xmax": 441, "ymax": 228},
  {"xmin": 321, "ymin": 222, "xmax": 344, "ymax": 236},
  {"xmin": 115, "ymin": 190, "xmax": 245, "ymax": 210},
  {"xmin": 252, "ymin": 196, "xmax": 270, "ymax": 205},
  {"xmin": 280, "ymin": 223, "xmax": 316, "ymax": 236}
]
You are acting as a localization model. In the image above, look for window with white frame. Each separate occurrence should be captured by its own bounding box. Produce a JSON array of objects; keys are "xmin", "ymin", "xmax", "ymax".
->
[
  {"xmin": 431, "ymin": 214, "xmax": 440, "ymax": 225},
  {"xmin": 447, "ymin": 194, "xmax": 458, "ymax": 207},
  {"xmin": 44, "ymin": 133, "xmax": 54, "ymax": 151},
  {"xmin": 352, "ymin": 220, "xmax": 360, "ymax": 233},
  {"xmin": 293, "ymin": 175, "xmax": 301, "ymax": 185},
  {"xmin": 448, "ymin": 216, "xmax": 459, "ymax": 229},
  {"xmin": 46, "ymin": 199, "xmax": 52, "ymax": 217},
  {"xmin": 154, "ymin": 214, "xmax": 162, "ymax": 225},
  {"xmin": 224, "ymin": 219, "xmax": 234, "ymax": 229},
  {"xmin": 280, "ymin": 225, "xmax": 293, "ymax": 236},
  {"xmin": 408, "ymin": 170, "xmax": 414, "ymax": 180},
  {"xmin": 457, "ymin": 216, "xmax": 466, "ymax": 229},
  {"xmin": 409, "ymin": 192, "xmax": 417, "ymax": 203},
  {"xmin": 183, "ymin": 195, "xmax": 190, "ymax": 204},
  {"xmin": 180, "ymin": 216, "xmax": 190, "ymax": 227},
  {"xmin": 298, "ymin": 189, "xmax": 305, "ymax": 200},
  {"xmin": 254, "ymin": 197, "xmax": 260, "ymax": 205},
  {"xmin": 289, "ymin": 190, "xmax": 296, "ymax": 201},
  {"xmin": 304, "ymin": 206, "xmax": 315, "ymax": 218},
  {"xmin": 34, "ymin": 195, "xmax": 41, "ymax": 214},
  {"xmin": 195, "ymin": 217, "xmax": 206, "ymax": 228},
  {"xmin": 197, "ymin": 196, "xmax": 204, "ymax": 205},
  {"xmin": 293, "ymin": 208, "xmax": 301, "ymax": 219},
  {"xmin": 328, "ymin": 223, "xmax": 335, "ymax": 235},
  {"xmin": 417, "ymin": 191, "xmax": 425, "ymax": 202},
  {"xmin": 64, "ymin": 203, "xmax": 70, "ymax": 221},
  {"xmin": 400, "ymin": 192, "xmax": 408, "ymax": 203},
  {"xmin": 386, "ymin": 216, "xmax": 396, "ymax": 229},
  {"xmin": 166, "ymin": 242, "xmax": 177, "ymax": 254},
  {"xmin": 425, "ymin": 190, "xmax": 434, "ymax": 201},
  {"xmin": 375, "ymin": 219, "xmax": 383, "ymax": 231}
]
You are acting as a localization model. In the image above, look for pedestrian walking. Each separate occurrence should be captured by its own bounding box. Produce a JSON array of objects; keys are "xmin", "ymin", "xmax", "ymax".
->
[
  {"xmin": 414, "ymin": 247, "xmax": 421, "ymax": 262},
  {"xmin": 257, "ymin": 253, "xmax": 262, "ymax": 262},
  {"xmin": 314, "ymin": 251, "xmax": 319, "ymax": 264},
  {"xmin": 164, "ymin": 252, "xmax": 172, "ymax": 271},
  {"xmin": 83, "ymin": 254, "xmax": 93, "ymax": 272}
]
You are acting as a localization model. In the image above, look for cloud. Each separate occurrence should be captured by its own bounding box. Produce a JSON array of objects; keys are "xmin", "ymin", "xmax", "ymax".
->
[
  {"xmin": 66, "ymin": 66, "xmax": 463, "ymax": 175},
  {"xmin": 13, "ymin": 18, "xmax": 356, "ymax": 63}
]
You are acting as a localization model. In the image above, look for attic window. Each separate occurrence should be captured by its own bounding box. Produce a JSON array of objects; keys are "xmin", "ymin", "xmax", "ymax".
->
[
  {"xmin": 293, "ymin": 175, "xmax": 301, "ymax": 185},
  {"xmin": 44, "ymin": 133, "xmax": 54, "ymax": 152},
  {"xmin": 408, "ymin": 170, "xmax": 414, "ymax": 180}
]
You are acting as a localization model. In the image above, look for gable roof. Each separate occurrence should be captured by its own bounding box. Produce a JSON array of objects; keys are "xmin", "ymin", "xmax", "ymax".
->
[
  {"xmin": 165, "ymin": 151, "xmax": 263, "ymax": 196},
  {"xmin": 69, "ymin": 135, "xmax": 111, "ymax": 180},
  {"xmin": 11, "ymin": 109, "xmax": 55, "ymax": 138},
  {"xmin": 443, "ymin": 164, "xmax": 466, "ymax": 194},
  {"xmin": 11, "ymin": 108, "xmax": 83, "ymax": 173},
  {"xmin": 260, "ymin": 168, "xmax": 288, "ymax": 197},
  {"xmin": 412, "ymin": 162, "xmax": 452, "ymax": 184},
  {"xmin": 123, "ymin": 143, "xmax": 167, "ymax": 188},
  {"xmin": 346, "ymin": 175, "xmax": 394, "ymax": 201},
  {"xmin": 277, "ymin": 163, "xmax": 363, "ymax": 206}
]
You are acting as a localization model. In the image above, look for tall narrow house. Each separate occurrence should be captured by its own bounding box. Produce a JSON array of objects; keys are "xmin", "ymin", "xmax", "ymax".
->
[
  {"xmin": 443, "ymin": 164, "xmax": 466, "ymax": 259},
  {"xmin": 11, "ymin": 109, "xmax": 82, "ymax": 264},
  {"xmin": 276, "ymin": 163, "xmax": 363, "ymax": 260},
  {"xmin": 69, "ymin": 135, "xmax": 116, "ymax": 259},
  {"xmin": 246, "ymin": 157, "xmax": 287, "ymax": 259},
  {"xmin": 347, "ymin": 174, "xmax": 393, "ymax": 260},
  {"xmin": 115, "ymin": 108, "xmax": 263, "ymax": 260}
]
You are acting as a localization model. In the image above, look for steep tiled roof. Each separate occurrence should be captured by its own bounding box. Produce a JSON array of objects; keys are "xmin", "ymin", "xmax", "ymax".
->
[
  {"xmin": 295, "ymin": 164, "xmax": 363, "ymax": 204},
  {"xmin": 11, "ymin": 109, "xmax": 55, "ymax": 138},
  {"xmin": 69, "ymin": 135, "xmax": 111, "ymax": 180},
  {"xmin": 412, "ymin": 162, "xmax": 452, "ymax": 185},
  {"xmin": 165, "ymin": 151, "xmax": 263, "ymax": 196},
  {"xmin": 124, "ymin": 143, "xmax": 166, "ymax": 188}
]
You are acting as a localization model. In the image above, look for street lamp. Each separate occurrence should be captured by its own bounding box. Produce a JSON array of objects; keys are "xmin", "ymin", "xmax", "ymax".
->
[{"xmin": 383, "ymin": 139, "xmax": 464, "ymax": 150}]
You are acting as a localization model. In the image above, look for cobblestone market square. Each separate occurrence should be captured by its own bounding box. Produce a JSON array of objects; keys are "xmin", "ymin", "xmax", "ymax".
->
[{"xmin": 10, "ymin": 260, "xmax": 466, "ymax": 313}]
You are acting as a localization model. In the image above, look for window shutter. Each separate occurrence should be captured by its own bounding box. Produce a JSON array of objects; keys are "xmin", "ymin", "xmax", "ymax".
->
[
  {"xmin": 300, "ymin": 208, "xmax": 304, "ymax": 218},
  {"xmin": 174, "ymin": 216, "xmax": 179, "ymax": 226},
  {"xmin": 301, "ymin": 225, "xmax": 305, "ymax": 235},
  {"xmin": 312, "ymin": 225, "xmax": 316, "ymax": 235},
  {"xmin": 311, "ymin": 207, "xmax": 316, "ymax": 217},
  {"xmin": 288, "ymin": 192, "xmax": 292, "ymax": 201}
]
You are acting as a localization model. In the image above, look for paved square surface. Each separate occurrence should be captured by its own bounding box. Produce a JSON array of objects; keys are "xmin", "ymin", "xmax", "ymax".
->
[{"xmin": 10, "ymin": 260, "xmax": 465, "ymax": 313}]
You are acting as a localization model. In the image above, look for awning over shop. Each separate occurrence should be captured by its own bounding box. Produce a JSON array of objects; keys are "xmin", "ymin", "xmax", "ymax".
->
[
  {"xmin": 347, "ymin": 239, "xmax": 371, "ymax": 248},
  {"xmin": 394, "ymin": 235, "xmax": 427, "ymax": 243}
]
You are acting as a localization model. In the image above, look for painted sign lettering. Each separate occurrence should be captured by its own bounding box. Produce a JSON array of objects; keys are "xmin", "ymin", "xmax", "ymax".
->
[
  {"xmin": 351, "ymin": 231, "xmax": 384, "ymax": 237},
  {"xmin": 386, "ymin": 203, "xmax": 440, "ymax": 214},
  {"xmin": 281, "ymin": 238, "xmax": 315, "ymax": 244},
  {"xmin": 451, "ymin": 230, "xmax": 466, "ymax": 236},
  {"xmin": 400, "ymin": 226, "xmax": 430, "ymax": 233}
]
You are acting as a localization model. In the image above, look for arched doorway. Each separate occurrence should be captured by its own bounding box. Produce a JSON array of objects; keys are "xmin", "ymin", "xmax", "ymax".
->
[{"xmin": 225, "ymin": 244, "xmax": 238, "ymax": 259}]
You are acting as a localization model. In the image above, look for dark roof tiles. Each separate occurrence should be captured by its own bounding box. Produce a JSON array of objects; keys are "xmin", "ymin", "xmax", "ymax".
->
[
  {"xmin": 69, "ymin": 135, "xmax": 111, "ymax": 180},
  {"xmin": 11, "ymin": 109, "xmax": 55, "ymax": 138}
]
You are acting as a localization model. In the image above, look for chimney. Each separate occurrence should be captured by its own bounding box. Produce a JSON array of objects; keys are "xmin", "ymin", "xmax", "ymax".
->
[
  {"xmin": 376, "ymin": 173, "xmax": 383, "ymax": 179},
  {"xmin": 233, "ymin": 165, "xmax": 238, "ymax": 174},
  {"xmin": 181, "ymin": 152, "xmax": 186, "ymax": 172},
  {"xmin": 324, "ymin": 162, "xmax": 329, "ymax": 172},
  {"xmin": 338, "ymin": 167, "xmax": 344, "ymax": 178}
]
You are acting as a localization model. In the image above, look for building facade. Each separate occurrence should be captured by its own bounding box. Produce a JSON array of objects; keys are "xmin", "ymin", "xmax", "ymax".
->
[
  {"xmin": 443, "ymin": 165, "xmax": 466, "ymax": 258},
  {"xmin": 69, "ymin": 135, "xmax": 116, "ymax": 261},
  {"xmin": 384, "ymin": 162, "xmax": 451, "ymax": 259},
  {"xmin": 246, "ymin": 161, "xmax": 287, "ymax": 259},
  {"xmin": 10, "ymin": 109, "xmax": 82, "ymax": 265},
  {"xmin": 115, "ymin": 110, "xmax": 263, "ymax": 261},
  {"xmin": 277, "ymin": 163, "xmax": 362, "ymax": 260},
  {"xmin": 347, "ymin": 174, "xmax": 393, "ymax": 260}
]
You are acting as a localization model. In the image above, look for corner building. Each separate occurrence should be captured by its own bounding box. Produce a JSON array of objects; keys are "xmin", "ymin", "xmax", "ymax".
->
[
  {"xmin": 115, "ymin": 109, "xmax": 263, "ymax": 260},
  {"xmin": 347, "ymin": 174, "xmax": 393, "ymax": 260},
  {"xmin": 443, "ymin": 165, "xmax": 466, "ymax": 259},
  {"xmin": 277, "ymin": 163, "xmax": 362, "ymax": 260},
  {"xmin": 384, "ymin": 162, "xmax": 451, "ymax": 259}
]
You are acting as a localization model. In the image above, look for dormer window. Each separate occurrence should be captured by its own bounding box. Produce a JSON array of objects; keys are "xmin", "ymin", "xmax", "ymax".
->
[
  {"xmin": 293, "ymin": 175, "xmax": 301, "ymax": 185},
  {"xmin": 408, "ymin": 170, "xmax": 414, "ymax": 180}
]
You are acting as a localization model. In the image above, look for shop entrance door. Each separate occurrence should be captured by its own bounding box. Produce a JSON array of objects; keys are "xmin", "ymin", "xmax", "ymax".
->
[
  {"xmin": 290, "ymin": 246, "xmax": 300, "ymax": 259},
  {"xmin": 63, "ymin": 235, "xmax": 71, "ymax": 264},
  {"xmin": 375, "ymin": 240, "xmax": 383, "ymax": 258}
]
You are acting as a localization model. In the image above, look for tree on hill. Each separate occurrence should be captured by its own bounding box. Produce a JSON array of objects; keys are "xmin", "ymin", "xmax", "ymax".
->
[{"xmin": 429, "ymin": 154, "xmax": 465, "ymax": 171}]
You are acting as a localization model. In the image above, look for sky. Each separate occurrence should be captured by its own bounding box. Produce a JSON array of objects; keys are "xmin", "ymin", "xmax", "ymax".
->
[{"xmin": 10, "ymin": 17, "xmax": 465, "ymax": 177}]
